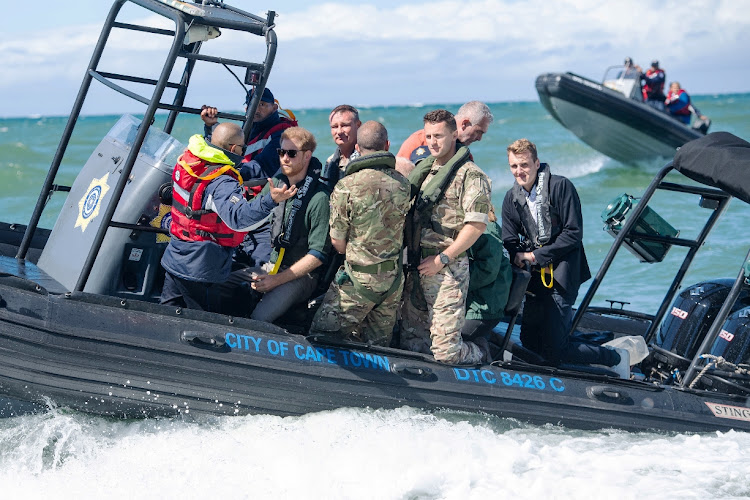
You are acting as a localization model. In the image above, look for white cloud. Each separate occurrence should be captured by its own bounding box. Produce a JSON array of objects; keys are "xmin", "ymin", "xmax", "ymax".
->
[{"xmin": 3, "ymin": 0, "xmax": 749, "ymax": 116}]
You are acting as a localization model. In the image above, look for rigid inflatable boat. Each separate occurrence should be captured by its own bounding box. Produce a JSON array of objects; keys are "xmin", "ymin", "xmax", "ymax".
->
[
  {"xmin": 536, "ymin": 68, "xmax": 708, "ymax": 163},
  {"xmin": 2, "ymin": 0, "xmax": 750, "ymax": 433}
]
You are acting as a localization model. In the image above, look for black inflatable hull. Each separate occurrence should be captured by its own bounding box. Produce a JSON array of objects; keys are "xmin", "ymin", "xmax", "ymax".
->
[
  {"xmin": 536, "ymin": 72, "xmax": 703, "ymax": 163},
  {"xmin": 1, "ymin": 274, "xmax": 749, "ymax": 433}
]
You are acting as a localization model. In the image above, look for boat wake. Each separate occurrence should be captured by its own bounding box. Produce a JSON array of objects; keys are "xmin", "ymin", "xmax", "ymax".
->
[
  {"xmin": 1, "ymin": 407, "xmax": 749, "ymax": 498},
  {"xmin": 555, "ymin": 155, "xmax": 610, "ymax": 179}
]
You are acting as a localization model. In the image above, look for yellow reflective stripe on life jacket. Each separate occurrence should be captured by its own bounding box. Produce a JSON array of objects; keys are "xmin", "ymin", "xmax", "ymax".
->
[
  {"xmin": 187, "ymin": 134, "xmax": 235, "ymax": 165},
  {"xmin": 179, "ymin": 160, "xmax": 243, "ymax": 183},
  {"xmin": 181, "ymin": 134, "xmax": 245, "ymax": 184},
  {"xmin": 178, "ymin": 159, "xmax": 244, "ymax": 185},
  {"xmin": 541, "ymin": 263, "xmax": 554, "ymax": 289}
]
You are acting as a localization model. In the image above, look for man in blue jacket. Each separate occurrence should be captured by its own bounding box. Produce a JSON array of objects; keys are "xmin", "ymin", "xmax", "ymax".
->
[{"xmin": 160, "ymin": 122, "xmax": 296, "ymax": 311}]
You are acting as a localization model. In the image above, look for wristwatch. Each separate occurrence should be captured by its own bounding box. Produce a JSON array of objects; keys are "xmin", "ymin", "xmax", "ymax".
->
[{"xmin": 439, "ymin": 252, "xmax": 451, "ymax": 265}]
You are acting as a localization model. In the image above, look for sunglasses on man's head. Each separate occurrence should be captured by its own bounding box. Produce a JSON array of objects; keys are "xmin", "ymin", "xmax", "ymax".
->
[{"xmin": 277, "ymin": 148, "xmax": 301, "ymax": 158}]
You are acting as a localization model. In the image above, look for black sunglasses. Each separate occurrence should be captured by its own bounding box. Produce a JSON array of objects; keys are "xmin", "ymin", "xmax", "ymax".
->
[
  {"xmin": 230, "ymin": 144, "xmax": 247, "ymax": 156},
  {"xmin": 277, "ymin": 148, "xmax": 302, "ymax": 158}
]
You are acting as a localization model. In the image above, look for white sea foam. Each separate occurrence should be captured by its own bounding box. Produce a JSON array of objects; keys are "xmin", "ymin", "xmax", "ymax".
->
[
  {"xmin": 555, "ymin": 155, "xmax": 610, "ymax": 180},
  {"xmin": 1, "ymin": 407, "xmax": 748, "ymax": 499}
]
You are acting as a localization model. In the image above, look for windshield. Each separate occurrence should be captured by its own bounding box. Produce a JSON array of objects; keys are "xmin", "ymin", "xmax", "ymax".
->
[{"xmin": 602, "ymin": 65, "xmax": 642, "ymax": 101}]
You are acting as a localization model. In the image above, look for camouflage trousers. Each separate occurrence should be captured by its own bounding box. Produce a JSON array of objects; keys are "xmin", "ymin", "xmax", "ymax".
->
[
  {"xmin": 399, "ymin": 257, "xmax": 483, "ymax": 364},
  {"xmin": 311, "ymin": 267, "xmax": 403, "ymax": 346}
]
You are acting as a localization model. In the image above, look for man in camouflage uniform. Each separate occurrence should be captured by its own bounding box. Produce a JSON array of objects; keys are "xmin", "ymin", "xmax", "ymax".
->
[
  {"xmin": 400, "ymin": 109, "xmax": 492, "ymax": 364},
  {"xmin": 310, "ymin": 121, "xmax": 411, "ymax": 345}
]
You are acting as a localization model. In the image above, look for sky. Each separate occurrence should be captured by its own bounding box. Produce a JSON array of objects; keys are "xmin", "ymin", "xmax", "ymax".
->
[{"xmin": 2, "ymin": 0, "xmax": 750, "ymax": 117}]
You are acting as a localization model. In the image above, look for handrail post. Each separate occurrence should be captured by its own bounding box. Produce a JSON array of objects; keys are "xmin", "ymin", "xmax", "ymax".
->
[{"xmin": 74, "ymin": 12, "xmax": 186, "ymax": 292}]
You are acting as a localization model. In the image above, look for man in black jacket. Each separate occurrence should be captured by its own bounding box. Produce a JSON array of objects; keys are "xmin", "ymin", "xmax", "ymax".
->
[{"xmin": 501, "ymin": 139, "xmax": 628, "ymax": 375}]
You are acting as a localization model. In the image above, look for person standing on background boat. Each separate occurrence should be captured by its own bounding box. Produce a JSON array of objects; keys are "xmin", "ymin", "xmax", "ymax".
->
[
  {"xmin": 501, "ymin": 138, "xmax": 629, "ymax": 377},
  {"xmin": 245, "ymin": 127, "xmax": 332, "ymax": 323},
  {"xmin": 665, "ymin": 81, "xmax": 709, "ymax": 125},
  {"xmin": 396, "ymin": 101, "xmax": 494, "ymax": 161},
  {"xmin": 159, "ymin": 123, "xmax": 297, "ymax": 311},
  {"xmin": 320, "ymin": 105, "xmax": 362, "ymax": 189},
  {"xmin": 641, "ymin": 60, "xmax": 666, "ymax": 111},
  {"xmin": 620, "ymin": 57, "xmax": 642, "ymax": 79},
  {"xmin": 310, "ymin": 121, "xmax": 411, "ymax": 345},
  {"xmin": 400, "ymin": 109, "xmax": 493, "ymax": 364}
]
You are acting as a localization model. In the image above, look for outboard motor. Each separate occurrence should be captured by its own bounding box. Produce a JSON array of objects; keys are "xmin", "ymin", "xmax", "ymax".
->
[
  {"xmin": 644, "ymin": 279, "xmax": 750, "ymax": 381},
  {"xmin": 710, "ymin": 307, "xmax": 750, "ymax": 365},
  {"xmin": 689, "ymin": 307, "xmax": 750, "ymax": 395},
  {"xmin": 37, "ymin": 115, "xmax": 183, "ymax": 299}
]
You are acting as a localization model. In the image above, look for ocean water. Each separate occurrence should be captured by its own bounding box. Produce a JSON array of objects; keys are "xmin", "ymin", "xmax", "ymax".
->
[{"xmin": 1, "ymin": 95, "xmax": 750, "ymax": 498}]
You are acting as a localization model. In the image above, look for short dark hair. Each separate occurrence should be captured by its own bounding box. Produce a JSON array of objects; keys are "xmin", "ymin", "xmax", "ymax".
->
[
  {"xmin": 423, "ymin": 109, "xmax": 457, "ymax": 133},
  {"xmin": 357, "ymin": 121, "xmax": 389, "ymax": 152},
  {"xmin": 329, "ymin": 104, "xmax": 359, "ymax": 122},
  {"xmin": 507, "ymin": 138, "xmax": 538, "ymax": 162}
]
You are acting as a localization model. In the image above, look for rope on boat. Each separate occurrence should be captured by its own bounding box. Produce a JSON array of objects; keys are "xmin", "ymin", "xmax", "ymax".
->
[{"xmin": 688, "ymin": 354, "xmax": 750, "ymax": 388}]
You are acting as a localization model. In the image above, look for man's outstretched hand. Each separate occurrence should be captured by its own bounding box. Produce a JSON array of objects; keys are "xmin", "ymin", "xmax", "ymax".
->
[{"xmin": 268, "ymin": 179, "xmax": 297, "ymax": 203}]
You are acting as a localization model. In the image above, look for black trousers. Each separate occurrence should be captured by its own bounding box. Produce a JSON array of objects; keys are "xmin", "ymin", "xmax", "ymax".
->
[
  {"xmin": 160, "ymin": 271, "xmax": 214, "ymax": 311},
  {"xmin": 520, "ymin": 278, "xmax": 618, "ymax": 366}
]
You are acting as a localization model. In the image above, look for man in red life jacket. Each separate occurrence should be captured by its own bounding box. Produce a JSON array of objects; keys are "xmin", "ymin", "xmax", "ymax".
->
[
  {"xmin": 160, "ymin": 122, "xmax": 297, "ymax": 311},
  {"xmin": 642, "ymin": 60, "xmax": 666, "ymax": 111},
  {"xmin": 665, "ymin": 81, "xmax": 708, "ymax": 125},
  {"xmin": 201, "ymin": 87, "xmax": 297, "ymax": 180}
]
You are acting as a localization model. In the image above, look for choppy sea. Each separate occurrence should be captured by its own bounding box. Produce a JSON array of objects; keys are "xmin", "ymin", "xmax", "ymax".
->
[{"xmin": 1, "ymin": 95, "xmax": 750, "ymax": 498}]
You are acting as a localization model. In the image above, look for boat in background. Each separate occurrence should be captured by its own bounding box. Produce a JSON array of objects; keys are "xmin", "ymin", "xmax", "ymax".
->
[{"xmin": 536, "ymin": 67, "xmax": 709, "ymax": 163}]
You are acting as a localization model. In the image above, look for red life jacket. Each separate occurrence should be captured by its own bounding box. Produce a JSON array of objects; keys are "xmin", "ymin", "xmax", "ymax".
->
[
  {"xmin": 665, "ymin": 89, "xmax": 691, "ymax": 115},
  {"xmin": 170, "ymin": 149, "xmax": 247, "ymax": 247},
  {"xmin": 243, "ymin": 116, "xmax": 298, "ymax": 163}
]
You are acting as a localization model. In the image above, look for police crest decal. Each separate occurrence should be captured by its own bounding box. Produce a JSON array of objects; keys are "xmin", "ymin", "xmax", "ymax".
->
[{"xmin": 75, "ymin": 173, "xmax": 111, "ymax": 232}]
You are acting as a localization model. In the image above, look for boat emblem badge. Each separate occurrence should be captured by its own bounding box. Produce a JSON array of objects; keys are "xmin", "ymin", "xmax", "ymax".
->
[{"xmin": 75, "ymin": 173, "xmax": 111, "ymax": 233}]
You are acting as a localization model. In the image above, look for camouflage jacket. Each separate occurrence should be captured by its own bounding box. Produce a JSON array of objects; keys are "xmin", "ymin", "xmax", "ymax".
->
[
  {"xmin": 417, "ymin": 152, "xmax": 492, "ymax": 250},
  {"xmin": 329, "ymin": 151, "xmax": 411, "ymax": 267}
]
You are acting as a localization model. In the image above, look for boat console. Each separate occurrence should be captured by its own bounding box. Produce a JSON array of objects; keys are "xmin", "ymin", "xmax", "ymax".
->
[{"xmin": 36, "ymin": 115, "xmax": 180, "ymax": 299}]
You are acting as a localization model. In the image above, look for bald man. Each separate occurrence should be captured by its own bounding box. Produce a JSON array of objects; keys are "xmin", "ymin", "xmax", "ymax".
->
[
  {"xmin": 160, "ymin": 123, "xmax": 297, "ymax": 311},
  {"xmin": 311, "ymin": 121, "xmax": 411, "ymax": 345}
]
